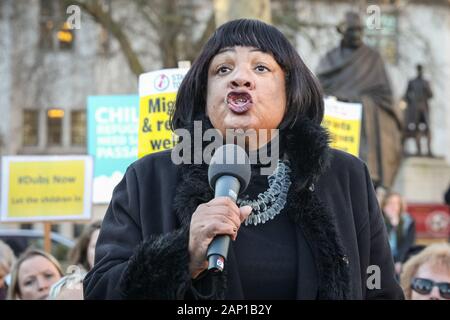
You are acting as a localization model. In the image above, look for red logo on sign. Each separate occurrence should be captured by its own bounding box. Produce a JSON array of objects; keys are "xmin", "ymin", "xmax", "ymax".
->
[
  {"xmin": 408, "ymin": 204, "xmax": 450, "ymax": 239},
  {"xmin": 154, "ymin": 74, "xmax": 170, "ymax": 91}
]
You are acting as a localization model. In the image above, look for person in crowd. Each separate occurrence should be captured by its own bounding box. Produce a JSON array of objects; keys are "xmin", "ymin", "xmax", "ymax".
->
[
  {"xmin": 48, "ymin": 220, "xmax": 102, "ymax": 300},
  {"xmin": 445, "ymin": 183, "xmax": 450, "ymax": 206},
  {"xmin": 445, "ymin": 184, "xmax": 450, "ymax": 243},
  {"xmin": 382, "ymin": 192, "xmax": 416, "ymax": 275},
  {"xmin": 84, "ymin": 19, "xmax": 403, "ymax": 300},
  {"xmin": 375, "ymin": 185, "xmax": 387, "ymax": 209},
  {"xmin": 7, "ymin": 249, "xmax": 63, "ymax": 300},
  {"xmin": 69, "ymin": 220, "xmax": 102, "ymax": 273},
  {"xmin": 0, "ymin": 240, "xmax": 16, "ymax": 300},
  {"xmin": 401, "ymin": 242, "xmax": 450, "ymax": 300}
]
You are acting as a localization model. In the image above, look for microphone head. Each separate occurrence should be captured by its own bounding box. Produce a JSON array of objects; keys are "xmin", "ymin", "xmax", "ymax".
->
[{"xmin": 208, "ymin": 144, "xmax": 251, "ymax": 193}]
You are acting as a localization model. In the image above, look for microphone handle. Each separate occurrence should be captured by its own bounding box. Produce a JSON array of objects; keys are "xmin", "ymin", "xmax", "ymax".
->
[
  {"xmin": 207, "ymin": 175, "xmax": 240, "ymax": 272},
  {"xmin": 207, "ymin": 236, "xmax": 229, "ymax": 272}
]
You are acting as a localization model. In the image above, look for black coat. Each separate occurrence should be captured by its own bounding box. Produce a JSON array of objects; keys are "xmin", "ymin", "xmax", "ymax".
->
[{"xmin": 84, "ymin": 118, "xmax": 404, "ymax": 300}]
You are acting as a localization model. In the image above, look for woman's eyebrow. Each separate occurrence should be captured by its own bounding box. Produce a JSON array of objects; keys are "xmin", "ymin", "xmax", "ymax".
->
[
  {"xmin": 22, "ymin": 275, "xmax": 36, "ymax": 282},
  {"xmin": 43, "ymin": 269, "xmax": 55, "ymax": 274},
  {"xmin": 217, "ymin": 47, "xmax": 235, "ymax": 55},
  {"xmin": 217, "ymin": 47, "xmax": 264, "ymax": 54}
]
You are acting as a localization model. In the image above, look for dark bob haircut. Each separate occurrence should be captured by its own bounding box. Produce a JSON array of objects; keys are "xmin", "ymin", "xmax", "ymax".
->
[{"xmin": 171, "ymin": 19, "xmax": 324, "ymax": 131}]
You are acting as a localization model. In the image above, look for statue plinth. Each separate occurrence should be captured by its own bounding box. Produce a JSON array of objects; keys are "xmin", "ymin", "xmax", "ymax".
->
[{"xmin": 392, "ymin": 156, "xmax": 450, "ymax": 203}]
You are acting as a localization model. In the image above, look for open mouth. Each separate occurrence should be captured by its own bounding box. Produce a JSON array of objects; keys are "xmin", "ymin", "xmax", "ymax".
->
[{"xmin": 225, "ymin": 91, "xmax": 253, "ymax": 114}]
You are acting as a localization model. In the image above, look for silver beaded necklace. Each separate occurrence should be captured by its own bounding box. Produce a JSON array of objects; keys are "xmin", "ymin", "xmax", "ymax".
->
[{"xmin": 237, "ymin": 159, "xmax": 292, "ymax": 226}]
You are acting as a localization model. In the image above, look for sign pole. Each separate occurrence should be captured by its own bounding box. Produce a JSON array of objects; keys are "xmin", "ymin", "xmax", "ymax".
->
[{"xmin": 44, "ymin": 222, "xmax": 52, "ymax": 253}]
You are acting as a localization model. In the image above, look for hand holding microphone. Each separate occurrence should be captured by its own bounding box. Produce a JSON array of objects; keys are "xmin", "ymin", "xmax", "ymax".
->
[{"xmin": 188, "ymin": 144, "xmax": 252, "ymax": 278}]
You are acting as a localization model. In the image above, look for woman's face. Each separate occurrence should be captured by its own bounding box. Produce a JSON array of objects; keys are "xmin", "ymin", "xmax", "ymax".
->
[
  {"xmin": 87, "ymin": 229, "xmax": 100, "ymax": 270},
  {"xmin": 17, "ymin": 255, "xmax": 61, "ymax": 300},
  {"xmin": 206, "ymin": 46, "xmax": 286, "ymax": 149},
  {"xmin": 411, "ymin": 262, "xmax": 450, "ymax": 300},
  {"xmin": 383, "ymin": 195, "xmax": 402, "ymax": 218}
]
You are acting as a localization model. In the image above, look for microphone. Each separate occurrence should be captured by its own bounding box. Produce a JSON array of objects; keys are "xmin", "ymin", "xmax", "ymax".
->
[{"xmin": 207, "ymin": 144, "xmax": 251, "ymax": 272}]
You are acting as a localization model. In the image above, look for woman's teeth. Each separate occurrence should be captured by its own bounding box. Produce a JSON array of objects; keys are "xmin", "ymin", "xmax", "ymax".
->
[
  {"xmin": 226, "ymin": 93, "xmax": 253, "ymax": 114},
  {"xmin": 234, "ymin": 98, "xmax": 248, "ymax": 105}
]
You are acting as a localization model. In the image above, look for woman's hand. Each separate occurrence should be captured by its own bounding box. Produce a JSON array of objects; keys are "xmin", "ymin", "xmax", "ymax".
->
[{"xmin": 188, "ymin": 197, "xmax": 252, "ymax": 279}]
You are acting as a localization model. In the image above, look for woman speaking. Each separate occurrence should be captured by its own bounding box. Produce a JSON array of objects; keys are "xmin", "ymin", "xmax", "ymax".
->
[{"xmin": 84, "ymin": 19, "xmax": 403, "ymax": 300}]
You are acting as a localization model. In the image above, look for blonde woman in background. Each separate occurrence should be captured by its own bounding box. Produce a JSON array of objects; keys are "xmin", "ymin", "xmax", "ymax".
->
[
  {"xmin": 401, "ymin": 243, "xmax": 450, "ymax": 300},
  {"xmin": 7, "ymin": 249, "xmax": 63, "ymax": 300}
]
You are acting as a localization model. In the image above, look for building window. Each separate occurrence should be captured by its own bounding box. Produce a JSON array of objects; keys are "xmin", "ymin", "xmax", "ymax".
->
[
  {"xmin": 23, "ymin": 110, "xmax": 39, "ymax": 146},
  {"xmin": 39, "ymin": 0, "xmax": 54, "ymax": 50},
  {"xmin": 71, "ymin": 110, "xmax": 86, "ymax": 146},
  {"xmin": 39, "ymin": 19, "xmax": 55, "ymax": 50},
  {"xmin": 364, "ymin": 10, "xmax": 398, "ymax": 64},
  {"xmin": 58, "ymin": 22, "xmax": 75, "ymax": 50},
  {"xmin": 39, "ymin": 0, "xmax": 75, "ymax": 51},
  {"xmin": 98, "ymin": 0, "xmax": 111, "ymax": 54},
  {"xmin": 99, "ymin": 26, "xmax": 110, "ymax": 55},
  {"xmin": 47, "ymin": 108, "xmax": 64, "ymax": 146}
]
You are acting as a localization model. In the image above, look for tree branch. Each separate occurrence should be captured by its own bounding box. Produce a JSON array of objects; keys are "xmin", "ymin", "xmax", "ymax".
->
[{"xmin": 68, "ymin": 0, "xmax": 144, "ymax": 76}]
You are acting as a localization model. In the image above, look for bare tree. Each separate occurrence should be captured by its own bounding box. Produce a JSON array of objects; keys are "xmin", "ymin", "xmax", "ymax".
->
[
  {"xmin": 65, "ymin": 0, "xmax": 215, "ymax": 76},
  {"xmin": 272, "ymin": 0, "xmax": 338, "ymax": 48}
]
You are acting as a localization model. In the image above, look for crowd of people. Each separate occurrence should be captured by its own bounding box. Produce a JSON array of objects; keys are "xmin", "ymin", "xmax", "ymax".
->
[
  {"xmin": 0, "ymin": 220, "xmax": 101, "ymax": 300},
  {"xmin": 2, "ymin": 182, "xmax": 449, "ymax": 300},
  {"xmin": 1, "ymin": 197, "xmax": 449, "ymax": 300},
  {"xmin": 377, "ymin": 190, "xmax": 450, "ymax": 300}
]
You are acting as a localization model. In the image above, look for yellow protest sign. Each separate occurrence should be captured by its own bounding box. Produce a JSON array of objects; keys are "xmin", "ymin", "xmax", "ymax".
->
[
  {"xmin": 323, "ymin": 97, "xmax": 362, "ymax": 157},
  {"xmin": 1, "ymin": 156, "xmax": 93, "ymax": 222},
  {"xmin": 138, "ymin": 68, "xmax": 189, "ymax": 158}
]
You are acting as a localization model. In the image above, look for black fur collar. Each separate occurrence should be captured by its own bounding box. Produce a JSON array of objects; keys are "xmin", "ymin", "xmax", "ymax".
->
[
  {"xmin": 173, "ymin": 117, "xmax": 351, "ymax": 299},
  {"xmin": 281, "ymin": 117, "xmax": 332, "ymax": 191}
]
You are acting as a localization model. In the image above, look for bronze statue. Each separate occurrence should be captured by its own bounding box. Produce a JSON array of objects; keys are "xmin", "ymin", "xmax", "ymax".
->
[
  {"xmin": 317, "ymin": 11, "xmax": 402, "ymax": 188},
  {"xmin": 403, "ymin": 64, "xmax": 433, "ymax": 157}
]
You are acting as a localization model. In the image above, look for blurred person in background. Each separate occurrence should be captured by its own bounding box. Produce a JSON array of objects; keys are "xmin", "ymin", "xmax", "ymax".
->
[
  {"xmin": 48, "ymin": 220, "xmax": 102, "ymax": 300},
  {"xmin": 69, "ymin": 220, "xmax": 102, "ymax": 273},
  {"xmin": 382, "ymin": 192, "xmax": 416, "ymax": 276},
  {"xmin": 445, "ymin": 183, "xmax": 450, "ymax": 206},
  {"xmin": 445, "ymin": 184, "xmax": 450, "ymax": 242},
  {"xmin": 375, "ymin": 185, "xmax": 387, "ymax": 209},
  {"xmin": 0, "ymin": 240, "xmax": 16, "ymax": 300},
  {"xmin": 7, "ymin": 249, "xmax": 63, "ymax": 300},
  {"xmin": 401, "ymin": 242, "xmax": 450, "ymax": 300}
]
